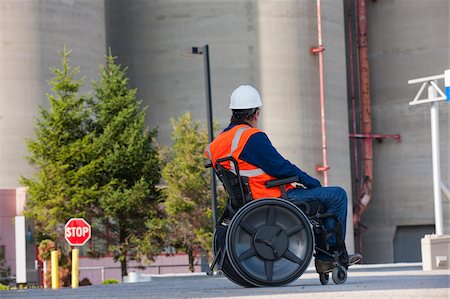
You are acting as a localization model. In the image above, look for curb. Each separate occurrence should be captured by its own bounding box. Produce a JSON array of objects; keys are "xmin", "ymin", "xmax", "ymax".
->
[{"xmin": 124, "ymin": 262, "xmax": 423, "ymax": 283}]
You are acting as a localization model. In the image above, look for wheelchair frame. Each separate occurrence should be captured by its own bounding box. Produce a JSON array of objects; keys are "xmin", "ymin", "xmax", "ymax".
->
[{"xmin": 206, "ymin": 156, "xmax": 349, "ymax": 287}]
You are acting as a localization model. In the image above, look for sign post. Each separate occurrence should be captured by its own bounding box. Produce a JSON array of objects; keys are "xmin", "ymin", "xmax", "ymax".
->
[
  {"xmin": 189, "ymin": 45, "xmax": 218, "ymax": 231},
  {"xmin": 51, "ymin": 250, "xmax": 58, "ymax": 289},
  {"xmin": 65, "ymin": 218, "xmax": 91, "ymax": 288},
  {"xmin": 408, "ymin": 70, "xmax": 450, "ymax": 270}
]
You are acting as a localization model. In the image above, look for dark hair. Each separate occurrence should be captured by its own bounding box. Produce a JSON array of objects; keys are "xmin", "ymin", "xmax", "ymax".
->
[{"xmin": 231, "ymin": 108, "xmax": 259, "ymax": 123}]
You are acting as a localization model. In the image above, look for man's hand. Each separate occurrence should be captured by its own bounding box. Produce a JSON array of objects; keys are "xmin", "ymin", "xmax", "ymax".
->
[{"xmin": 291, "ymin": 182, "xmax": 306, "ymax": 189}]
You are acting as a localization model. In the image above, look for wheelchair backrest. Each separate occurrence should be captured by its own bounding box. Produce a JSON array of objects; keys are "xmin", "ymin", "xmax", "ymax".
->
[{"xmin": 214, "ymin": 157, "xmax": 253, "ymax": 210}]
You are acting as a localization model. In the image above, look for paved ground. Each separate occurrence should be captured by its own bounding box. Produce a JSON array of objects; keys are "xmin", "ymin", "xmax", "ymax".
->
[{"xmin": 1, "ymin": 264, "xmax": 449, "ymax": 299}]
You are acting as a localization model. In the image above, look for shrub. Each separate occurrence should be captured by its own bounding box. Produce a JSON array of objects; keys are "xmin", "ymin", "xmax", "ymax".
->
[
  {"xmin": 102, "ymin": 279, "xmax": 119, "ymax": 284},
  {"xmin": 0, "ymin": 283, "xmax": 9, "ymax": 290}
]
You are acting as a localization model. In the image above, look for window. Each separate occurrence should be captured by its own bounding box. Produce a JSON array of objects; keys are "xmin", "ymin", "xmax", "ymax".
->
[{"xmin": 394, "ymin": 225, "xmax": 434, "ymax": 262}]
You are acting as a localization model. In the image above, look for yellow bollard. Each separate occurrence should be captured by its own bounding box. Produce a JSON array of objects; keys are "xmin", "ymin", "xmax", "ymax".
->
[
  {"xmin": 51, "ymin": 250, "xmax": 59, "ymax": 290},
  {"xmin": 71, "ymin": 248, "xmax": 79, "ymax": 288}
]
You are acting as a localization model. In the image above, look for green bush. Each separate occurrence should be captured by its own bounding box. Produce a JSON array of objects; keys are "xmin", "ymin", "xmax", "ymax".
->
[
  {"xmin": 0, "ymin": 283, "xmax": 10, "ymax": 290},
  {"xmin": 102, "ymin": 279, "xmax": 119, "ymax": 285}
]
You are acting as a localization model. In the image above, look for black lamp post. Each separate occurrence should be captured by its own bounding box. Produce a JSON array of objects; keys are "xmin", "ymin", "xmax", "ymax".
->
[{"xmin": 191, "ymin": 45, "xmax": 218, "ymax": 228}]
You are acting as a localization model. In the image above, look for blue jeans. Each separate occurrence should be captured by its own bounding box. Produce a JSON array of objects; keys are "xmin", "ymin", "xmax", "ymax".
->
[{"xmin": 286, "ymin": 186, "xmax": 348, "ymax": 244}]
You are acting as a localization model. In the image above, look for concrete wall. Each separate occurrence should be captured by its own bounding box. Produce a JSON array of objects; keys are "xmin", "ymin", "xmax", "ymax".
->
[
  {"xmin": 0, "ymin": 189, "xmax": 18, "ymax": 273},
  {"xmin": 0, "ymin": 188, "xmax": 27, "ymax": 277},
  {"xmin": 0, "ymin": 0, "xmax": 106, "ymax": 188},
  {"xmin": 363, "ymin": 0, "xmax": 450, "ymax": 263}
]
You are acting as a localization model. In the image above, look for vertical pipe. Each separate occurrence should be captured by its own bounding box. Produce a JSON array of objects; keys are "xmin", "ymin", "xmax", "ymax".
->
[
  {"xmin": 71, "ymin": 248, "xmax": 79, "ymax": 288},
  {"xmin": 342, "ymin": 0, "xmax": 361, "ymax": 255},
  {"xmin": 429, "ymin": 85, "xmax": 444, "ymax": 236},
  {"xmin": 355, "ymin": 0, "xmax": 373, "ymax": 224},
  {"xmin": 347, "ymin": 0, "xmax": 363, "ymax": 251},
  {"xmin": 347, "ymin": 0, "xmax": 360, "ymax": 201},
  {"xmin": 202, "ymin": 44, "xmax": 218, "ymax": 228},
  {"xmin": 316, "ymin": 0, "xmax": 329, "ymax": 186},
  {"xmin": 51, "ymin": 250, "xmax": 59, "ymax": 290}
]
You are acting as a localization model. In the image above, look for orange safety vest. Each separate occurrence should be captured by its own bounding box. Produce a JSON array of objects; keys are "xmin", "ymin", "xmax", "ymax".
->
[{"xmin": 204, "ymin": 124, "xmax": 293, "ymax": 199}]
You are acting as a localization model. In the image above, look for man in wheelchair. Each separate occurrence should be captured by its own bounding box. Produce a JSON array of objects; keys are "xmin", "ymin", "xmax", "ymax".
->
[{"xmin": 204, "ymin": 85, "xmax": 362, "ymax": 286}]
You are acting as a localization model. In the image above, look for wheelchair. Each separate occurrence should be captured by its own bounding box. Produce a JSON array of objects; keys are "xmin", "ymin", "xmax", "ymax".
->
[{"xmin": 206, "ymin": 156, "xmax": 349, "ymax": 287}]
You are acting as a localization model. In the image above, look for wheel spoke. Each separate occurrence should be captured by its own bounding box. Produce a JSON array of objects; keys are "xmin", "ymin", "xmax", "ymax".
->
[
  {"xmin": 267, "ymin": 206, "xmax": 276, "ymax": 225},
  {"xmin": 239, "ymin": 221, "xmax": 257, "ymax": 236},
  {"xmin": 238, "ymin": 247, "xmax": 256, "ymax": 261},
  {"xmin": 283, "ymin": 249, "xmax": 304, "ymax": 265},
  {"xmin": 265, "ymin": 260, "xmax": 273, "ymax": 281},
  {"xmin": 285, "ymin": 224, "xmax": 305, "ymax": 237}
]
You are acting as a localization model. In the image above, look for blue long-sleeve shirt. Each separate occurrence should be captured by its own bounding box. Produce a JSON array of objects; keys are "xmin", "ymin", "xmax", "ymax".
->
[{"xmin": 223, "ymin": 123, "xmax": 321, "ymax": 189}]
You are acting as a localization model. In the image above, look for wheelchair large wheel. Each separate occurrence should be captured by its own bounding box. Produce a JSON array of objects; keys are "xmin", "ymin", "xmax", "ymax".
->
[
  {"xmin": 226, "ymin": 198, "xmax": 314, "ymax": 287},
  {"xmin": 213, "ymin": 226, "xmax": 255, "ymax": 288}
]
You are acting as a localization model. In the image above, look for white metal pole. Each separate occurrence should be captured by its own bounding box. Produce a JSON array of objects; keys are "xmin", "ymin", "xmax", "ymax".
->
[
  {"xmin": 43, "ymin": 260, "xmax": 48, "ymax": 288},
  {"xmin": 429, "ymin": 84, "xmax": 444, "ymax": 236},
  {"xmin": 15, "ymin": 216, "xmax": 27, "ymax": 284}
]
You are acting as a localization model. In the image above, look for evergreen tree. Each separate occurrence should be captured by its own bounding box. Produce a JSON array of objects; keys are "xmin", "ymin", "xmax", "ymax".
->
[
  {"xmin": 162, "ymin": 113, "xmax": 224, "ymax": 272},
  {"xmin": 22, "ymin": 50, "xmax": 163, "ymax": 278},
  {"xmin": 90, "ymin": 53, "xmax": 161, "ymax": 277},
  {"xmin": 21, "ymin": 48, "xmax": 95, "ymax": 236}
]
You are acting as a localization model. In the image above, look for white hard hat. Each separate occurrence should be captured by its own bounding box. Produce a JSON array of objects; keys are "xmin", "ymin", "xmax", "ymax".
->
[{"xmin": 229, "ymin": 85, "xmax": 263, "ymax": 109}]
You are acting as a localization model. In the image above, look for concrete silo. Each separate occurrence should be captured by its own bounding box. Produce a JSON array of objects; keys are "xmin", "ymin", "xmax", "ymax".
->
[
  {"xmin": 257, "ymin": 0, "xmax": 353, "ymax": 248},
  {"xmin": 0, "ymin": 0, "xmax": 106, "ymax": 187},
  {"xmin": 362, "ymin": 0, "xmax": 450, "ymax": 263},
  {"xmin": 105, "ymin": 0, "xmax": 261, "ymax": 145}
]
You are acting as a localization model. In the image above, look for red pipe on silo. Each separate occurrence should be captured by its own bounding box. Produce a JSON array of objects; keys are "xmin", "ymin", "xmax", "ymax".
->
[
  {"xmin": 312, "ymin": 0, "xmax": 329, "ymax": 186},
  {"xmin": 354, "ymin": 0, "xmax": 373, "ymax": 229}
]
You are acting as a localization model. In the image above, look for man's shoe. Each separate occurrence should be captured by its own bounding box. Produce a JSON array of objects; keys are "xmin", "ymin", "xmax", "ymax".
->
[
  {"xmin": 315, "ymin": 258, "xmax": 333, "ymax": 273},
  {"xmin": 348, "ymin": 253, "xmax": 363, "ymax": 266}
]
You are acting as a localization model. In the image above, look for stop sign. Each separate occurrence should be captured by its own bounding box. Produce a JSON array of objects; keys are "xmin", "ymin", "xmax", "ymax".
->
[{"xmin": 65, "ymin": 218, "xmax": 91, "ymax": 246}]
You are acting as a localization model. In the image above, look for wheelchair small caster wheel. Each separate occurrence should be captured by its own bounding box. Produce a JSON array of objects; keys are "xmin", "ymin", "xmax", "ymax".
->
[
  {"xmin": 217, "ymin": 270, "xmax": 224, "ymax": 276},
  {"xmin": 319, "ymin": 272, "xmax": 329, "ymax": 285},
  {"xmin": 332, "ymin": 265, "xmax": 347, "ymax": 284}
]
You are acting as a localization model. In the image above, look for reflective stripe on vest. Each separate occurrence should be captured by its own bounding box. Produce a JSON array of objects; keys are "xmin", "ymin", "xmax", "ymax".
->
[
  {"xmin": 205, "ymin": 144, "xmax": 212, "ymax": 160},
  {"xmin": 239, "ymin": 168, "xmax": 266, "ymax": 176},
  {"xmin": 229, "ymin": 126, "xmax": 266, "ymax": 177}
]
